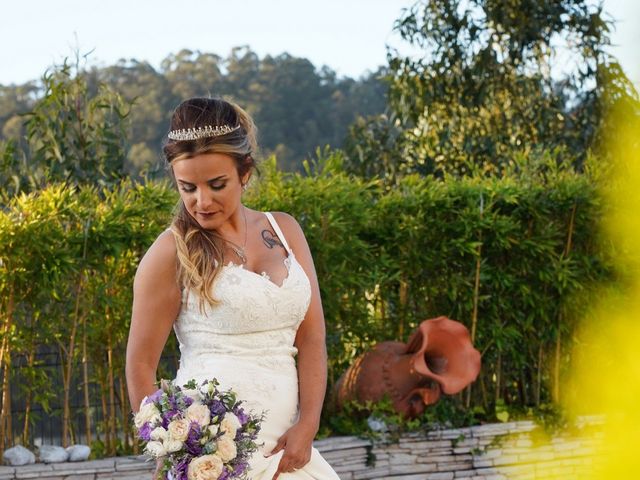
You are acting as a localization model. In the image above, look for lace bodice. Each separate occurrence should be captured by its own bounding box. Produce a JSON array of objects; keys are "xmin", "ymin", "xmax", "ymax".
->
[
  {"xmin": 173, "ymin": 212, "xmax": 312, "ymax": 365},
  {"xmin": 171, "ymin": 212, "xmax": 340, "ymax": 479}
]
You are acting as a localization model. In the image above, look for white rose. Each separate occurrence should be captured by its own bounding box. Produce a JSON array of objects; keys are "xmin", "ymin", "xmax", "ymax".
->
[
  {"xmin": 167, "ymin": 417, "xmax": 191, "ymax": 442},
  {"xmin": 182, "ymin": 388, "xmax": 203, "ymax": 403},
  {"xmin": 207, "ymin": 424, "xmax": 219, "ymax": 437},
  {"xmin": 145, "ymin": 440, "xmax": 166, "ymax": 457},
  {"xmin": 187, "ymin": 454, "xmax": 224, "ymax": 480},
  {"xmin": 164, "ymin": 438, "xmax": 183, "ymax": 453},
  {"xmin": 150, "ymin": 426, "xmax": 168, "ymax": 442},
  {"xmin": 220, "ymin": 413, "xmax": 242, "ymax": 437},
  {"xmin": 215, "ymin": 436, "xmax": 237, "ymax": 462},
  {"xmin": 186, "ymin": 403, "xmax": 210, "ymax": 427},
  {"xmin": 134, "ymin": 402, "xmax": 161, "ymax": 429}
]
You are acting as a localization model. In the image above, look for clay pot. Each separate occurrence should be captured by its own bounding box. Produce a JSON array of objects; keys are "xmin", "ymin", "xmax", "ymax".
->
[{"xmin": 334, "ymin": 316, "xmax": 481, "ymax": 418}]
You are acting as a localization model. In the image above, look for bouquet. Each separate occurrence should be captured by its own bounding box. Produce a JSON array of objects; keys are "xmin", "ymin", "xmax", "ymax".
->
[{"xmin": 134, "ymin": 378, "xmax": 264, "ymax": 480}]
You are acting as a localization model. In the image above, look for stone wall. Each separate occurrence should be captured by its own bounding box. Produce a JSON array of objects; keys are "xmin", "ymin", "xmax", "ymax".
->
[
  {"xmin": 1, "ymin": 418, "xmax": 604, "ymax": 480},
  {"xmin": 323, "ymin": 417, "xmax": 604, "ymax": 480}
]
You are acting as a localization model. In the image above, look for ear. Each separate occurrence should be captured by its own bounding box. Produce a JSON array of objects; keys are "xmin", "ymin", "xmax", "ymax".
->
[
  {"xmin": 242, "ymin": 170, "xmax": 252, "ymax": 186},
  {"xmin": 240, "ymin": 155, "xmax": 253, "ymax": 186}
]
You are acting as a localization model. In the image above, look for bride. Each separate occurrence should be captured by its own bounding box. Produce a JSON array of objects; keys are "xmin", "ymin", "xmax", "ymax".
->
[{"xmin": 125, "ymin": 97, "xmax": 339, "ymax": 479}]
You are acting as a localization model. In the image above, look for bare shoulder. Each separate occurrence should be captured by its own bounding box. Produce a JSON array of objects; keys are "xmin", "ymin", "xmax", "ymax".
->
[
  {"xmin": 270, "ymin": 211, "xmax": 306, "ymax": 245},
  {"xmin": 135, "ymin": 228, "xmax": 179, "ymax": 289}
]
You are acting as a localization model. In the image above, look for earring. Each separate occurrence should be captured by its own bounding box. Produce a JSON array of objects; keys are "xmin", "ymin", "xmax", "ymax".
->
[{"xmin": 242, "ymin": 183, "xmax": 247, "ymax": 192}]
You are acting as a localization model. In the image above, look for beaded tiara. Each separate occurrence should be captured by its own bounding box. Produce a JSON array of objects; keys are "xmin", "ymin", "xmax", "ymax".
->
[{"xmin": 167, "ymin": 124, "xmax": 241, "ymax": 141}]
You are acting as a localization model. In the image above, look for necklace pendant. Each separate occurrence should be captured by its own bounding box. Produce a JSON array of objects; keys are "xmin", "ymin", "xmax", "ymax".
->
[{"xmin": 233, "ymin": 246, "xmax": 247, "ymax": 264}]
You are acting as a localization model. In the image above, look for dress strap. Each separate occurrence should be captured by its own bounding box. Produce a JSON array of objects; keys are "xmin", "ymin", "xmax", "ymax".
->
[{"xmin": 264, "ymin": 212, "xmax": 292, "ymax": 253}]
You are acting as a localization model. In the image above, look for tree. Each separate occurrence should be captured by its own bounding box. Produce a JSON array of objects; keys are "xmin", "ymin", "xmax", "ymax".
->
[
  {"xmin": 98, "ymin": 59, "xmax": 174, "ymax": 178},
  {"xmin": 345, "ymin": 0, "xmax": 639, "ymax": 180},
  {"xmin": 1, "ymin": 48, "xmax": 389, "ymax": 182},
  {"xmin": 21, "ymin": 59, "xmax": 131, "ymax": 190},
  {"xmin": 0, "ymin": 82, "xmax": 39, "ymax": 141},
  {"xmin": 161, "ymin": 50, "xmax": 226, "ymax": 103}
]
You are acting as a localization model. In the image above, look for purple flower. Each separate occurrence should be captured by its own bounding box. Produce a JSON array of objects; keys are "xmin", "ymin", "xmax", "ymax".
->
[
  {"xmin": 185, "ymin": 422, "xmax": 203, "ymax": 456},
  {"xmin": 145, "ymin": 389, "xmax": 163, "ymax": 405},
  {"xmin": 219, "ymin": 463, "xmax": 246, "ymax": 480},
  {"xmin": 173, "ymin": 456, "xmax": 190, "ymax": 480},
  {"xmin": 162, "ymin": 409, "xmax": 180, "ymax": 429},
  {"xmin": 209, "ymin": 399, "xmax": 227, "ymax": 417},
  {"xmin": 138, "ymin": 422, "xmax": 152, "ymax": 441},
  {"xmin": 233, "ymin": 460, "xmax": 249, "ymax": 476},
  {"xmin": 234, "ymin": 407, "xmax": 249, "ymax": 426}
]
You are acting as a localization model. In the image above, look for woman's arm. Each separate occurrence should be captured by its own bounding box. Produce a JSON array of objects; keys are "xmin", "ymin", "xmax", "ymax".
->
[
  {"xmin": 125, "ymin": 229, "xmax": 182, "ymax": 413},
  {"xmin": 289, "ymin": 224, "xmax": 327, "ymax": 431},
  {"xmin": 267, "ymin": 212, "xmax": 328, "ymax": 479}
]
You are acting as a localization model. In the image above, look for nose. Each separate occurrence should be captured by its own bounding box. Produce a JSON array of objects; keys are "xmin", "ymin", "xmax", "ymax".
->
[{"xmin": 195, "ymin": 188, "xmax": 214, "ymax": 211}]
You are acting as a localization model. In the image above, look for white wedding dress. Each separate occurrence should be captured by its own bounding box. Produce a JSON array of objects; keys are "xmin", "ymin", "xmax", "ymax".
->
[{"xmin": 173, "ymin": 212, "xmax": 340, "ymax": 479}]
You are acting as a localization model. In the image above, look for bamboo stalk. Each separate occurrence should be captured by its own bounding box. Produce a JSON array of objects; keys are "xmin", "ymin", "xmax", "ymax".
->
[
  {"xmin": 466, "ymin": 193, "xmax": 484, "ymax": 408},
  {"xmin": 0, "ymin": 318, "xmax": 8, "ymax": 383},
  {"xmin": 536, "ymin": 344, "xmax": 543, "ymax": 406},
  {"xmin": 1, "ymin": 348, "xmax": 12, "ymax": 454},
  {"xmin": 553, "ymin": 202, "xmax": 577, "ymax": 403},
  {"xmin": 119, "ymin": 376, "xmax": 130, "ymax": 453},
  {"xmin": 107, "ymin": 326, "xmax": 116, "ymax": 456},
  {"xmin": 5, "ymin": 384, "xmax": 11, "ymax": 449},
  {"xmin": 494, "ymin": 351, "xmax": 502, "ymax": 405},
  {"xmin": 470, "ymin": 192, "xmax": 484, "ymax": 344},
  {"xmin": 100, "ymin": 380, "xmax": 109, "ymax": 451},
  {"xmin": 82, "ymin": 314, "xmax": 92, "ymax": 446},
  {"xmin": 59, "ymin": 343, "xmax": 69, "ymax": 446},
  {"xmin": 398, "ymin": 278, "xmax": 408, "ymax": 340},
  {"xmin": 62, "ymin": 273, "xmax": 83, "ymax": 448},
  {"xmin": 22, "ymin": 348, "xmax": 36, "ymax": 445},
  {"xmin": 0, "ymin": 333, "xmax": 8, "ymax": 454},
  {"xmin": 0, "ymin": 288, "xmax": 15, "ymax": 455},
  {"xmin": 69, "ymin": 412, "xmax": 77, "ymax": 446},
  {"xmin": 22, "ymin": 391, "xmax": 31, "ymax": 446},
  {"xmin": 552, "ymin": 322, "xmax": 561, "ymax": 403}
]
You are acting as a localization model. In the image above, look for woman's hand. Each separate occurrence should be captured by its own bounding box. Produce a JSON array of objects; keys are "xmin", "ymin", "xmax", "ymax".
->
[{"xmin": 266, "ymin": 420, "xmax": 317, "ymax": 479}]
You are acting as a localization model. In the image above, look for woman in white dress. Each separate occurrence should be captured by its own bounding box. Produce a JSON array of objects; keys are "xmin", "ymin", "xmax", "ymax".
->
[{"xmin": 125, "ymin": 97, "xmax": 340, "ymax": 479}]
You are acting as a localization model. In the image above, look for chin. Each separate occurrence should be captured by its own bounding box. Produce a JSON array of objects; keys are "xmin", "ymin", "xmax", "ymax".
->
[
  {"xmin": 196, "ymin": 218, "xmax": 217, "ymax": 229},
  {"xmin": 186, "ymin": 211, "xmax": 215, "ymax": 228}
]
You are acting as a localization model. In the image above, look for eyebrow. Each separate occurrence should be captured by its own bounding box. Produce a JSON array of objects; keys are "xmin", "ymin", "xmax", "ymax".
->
[{"xmin": 177, "ymin": 175, "xmax": 228, "ymax": 185}]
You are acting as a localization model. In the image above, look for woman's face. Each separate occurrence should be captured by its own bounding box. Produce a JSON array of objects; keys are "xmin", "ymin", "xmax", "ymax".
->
[{"xmin": 171, "ymin": 152, "xmax": 249, "ymax": 230}]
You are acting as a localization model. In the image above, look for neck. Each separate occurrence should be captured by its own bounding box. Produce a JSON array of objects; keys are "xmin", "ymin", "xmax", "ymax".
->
[
  {"xmin": 213, "ymin": 204, "xmax": 246, "ymax": 237},
  {"xmin": 215, "ymin": 205, "xmax": 248, "ymax": 259}
]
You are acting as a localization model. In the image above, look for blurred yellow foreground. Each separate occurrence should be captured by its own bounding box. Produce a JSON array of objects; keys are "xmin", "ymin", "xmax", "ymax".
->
[{"xmin": 563, "ymin": 106, "xmax": 640, "ymax": 478}]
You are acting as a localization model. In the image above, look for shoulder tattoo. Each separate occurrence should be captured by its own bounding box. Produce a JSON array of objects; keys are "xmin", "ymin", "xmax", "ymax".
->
[{"xmin": 261, "ymin": 229, "xmax": 284, "ymax": 250}]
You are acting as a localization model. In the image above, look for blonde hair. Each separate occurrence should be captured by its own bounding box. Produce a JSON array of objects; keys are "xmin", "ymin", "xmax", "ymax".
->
[{"xmin": 163, "ymin": 97, "xmax": 259, "ymax": 312}]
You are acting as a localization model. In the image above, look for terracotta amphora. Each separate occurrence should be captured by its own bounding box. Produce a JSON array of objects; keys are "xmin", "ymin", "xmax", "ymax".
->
[{"xmin": 334, "ymin": 316, "xmax": 481, "ymax": 418}]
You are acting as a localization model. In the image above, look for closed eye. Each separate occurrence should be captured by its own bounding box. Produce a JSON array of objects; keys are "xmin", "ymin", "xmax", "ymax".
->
[
  {"xmin": 179, "ymin": 183, "xmax": 226, "ymax": 193},
  {"xmin": 177, "ymin": 174, "xmax": 228, "ymax": 193}
]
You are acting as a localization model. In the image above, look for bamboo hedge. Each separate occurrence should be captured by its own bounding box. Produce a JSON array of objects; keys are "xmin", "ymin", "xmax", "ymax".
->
[{"xmin": 0, "ymin": 156, "xmax": 611, "ymax": 455}]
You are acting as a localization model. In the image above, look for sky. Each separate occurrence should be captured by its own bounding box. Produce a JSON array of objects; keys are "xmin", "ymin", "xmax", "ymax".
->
[{"xmin": 1, "ymin": 0, "xmax": 638, "ymax": 87}]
